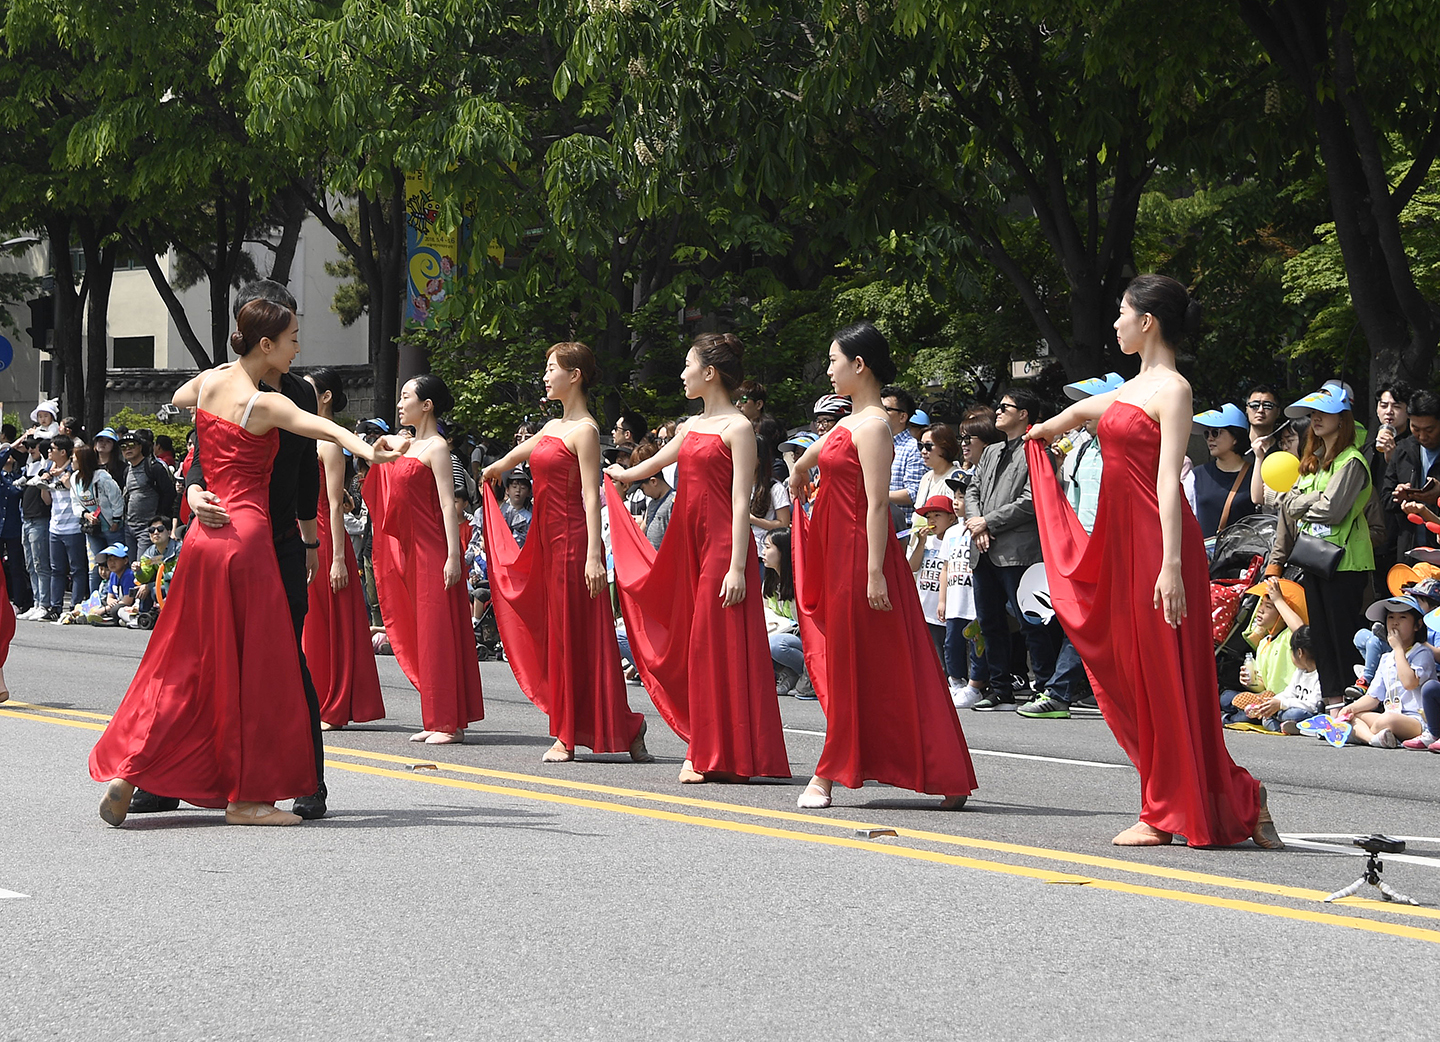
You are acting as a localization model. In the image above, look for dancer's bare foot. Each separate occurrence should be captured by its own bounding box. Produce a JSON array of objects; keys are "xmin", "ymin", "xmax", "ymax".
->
[
  {"xmin": 797, "ymin": 775, "xmax": 832, "ymax": 809},
  {"xmin": 225, "ymin": 802, "xmax": 302, "ymax": 826},
  {"xmin": 319, "ymin": 721, "xmax": 343, "ymax": 732},
  {"xmin": 939, "ymin": 794, "xmax": 968, "ymax": 810},
  {"xmin": 542, "ymin": 740, "xmax": 574, "ymax": 763},
  {"xmin": 0, "ymin": 664, "xmax": 9, "ymax": 703},
  {"xmin": 678, "ymin": 759, "xmax": 704, "ymax": 783},
  {"xmin": 1112, "ymin": 821, "xmax": 1173, "ymax": 846},
  {"xmin": 1252, "ymin": 783, "xmax": 1284, "ymax": 849},
  {"xmin": 424, "ymin": 729, "xmax": 464, "ymax": 745},
  {"xmin": 629, "ymin": 719, "xmax": 654, "ymax": 763},
  {"xmin": 99, "ymin": 779, "xmax": 136, "ymax": 827}
]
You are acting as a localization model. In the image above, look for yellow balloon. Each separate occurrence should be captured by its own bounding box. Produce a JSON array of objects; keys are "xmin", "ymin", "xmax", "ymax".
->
[{"xmin": 1261, "ymin": 450, "xmax": 1301, "ymax": 493}]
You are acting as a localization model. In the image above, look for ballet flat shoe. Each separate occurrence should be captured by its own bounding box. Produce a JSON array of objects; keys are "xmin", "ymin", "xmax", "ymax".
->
[
  {"xmin": 939, "ymin": 794, "xmax": 968, "ymax": 810},
  {"xmin": 1252, "ymin": 783, "xmax": 1284, "ymax": 850},
  {"xmin": 629, "ymin": 719, "xmax": 654, "ymax": 763},
  {"xmin": 797, "ymin": 781, "xmax": 832, "ymax": 810},
  {"xmin": 409, "ymin": 730, "xmax": 435, "ymax": 743},
  {"xmin": 1112, "ymin": 821, "xmax": 1173, "ymax": 846},
  {"xmin": 542, "ymin": 742, "xmax": 574, "ymax": 763},
  {"xmin": 99, "ymin": 779, "xmax": 136, "ymax": 827},
  {"xmin": 424, "ymin": 730, "xmax": 464, "ymax": 745},
  {"xmin": 225, "ymin": 803, "xmax": 302, "ymax": 826}
]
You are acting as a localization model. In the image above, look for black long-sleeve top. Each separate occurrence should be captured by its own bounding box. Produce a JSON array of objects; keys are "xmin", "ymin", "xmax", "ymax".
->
[{"xmin": 185, "ymin": 372, "xmax": 319, "ymax": 536}]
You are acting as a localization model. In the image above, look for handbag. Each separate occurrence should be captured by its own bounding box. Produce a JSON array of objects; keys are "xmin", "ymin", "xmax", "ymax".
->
[
  {"xmin": 1290, "ymin": 531, "xmax": 1343, "ymax": 580},
  {"xmin": 80, "ymin": 510, "xmax": 102, "ymax": 536}
]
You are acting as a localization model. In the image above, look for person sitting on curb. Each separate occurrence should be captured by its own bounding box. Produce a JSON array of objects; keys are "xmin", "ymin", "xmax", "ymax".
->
[
  {"xmin": 1237, "ymin": 626, "xmax": 1323, "ymax": 733},
  {"xmin": 1321, "ymin": 595, "xmax": 1434, "ymax": 748}
]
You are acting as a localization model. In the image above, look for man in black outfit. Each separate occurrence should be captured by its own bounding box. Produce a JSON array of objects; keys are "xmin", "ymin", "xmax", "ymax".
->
[{"xmin": 129, "ymin": 279, "xmax": 330, "ymax": 819}]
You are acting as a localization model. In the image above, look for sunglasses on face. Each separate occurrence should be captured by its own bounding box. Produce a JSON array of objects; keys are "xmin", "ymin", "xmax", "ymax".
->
[
  {"xmin": 995, "ymin": 402, "xmax": 1020, "ymax": 413},
  {"xmin": 1203, "ymin": 430, "xmax": 1224, "ymax": 439},
  {"xmin": 919, "ymin": 442, "xmax": 935, "ymax": 451},
  {"xmin": 736, "ymin": 396, "xmax": 752, "ymax": 404},
  {"xmin": 1246, "ymin": 401, "xmax": 1277, "ymax": 411},
  {"xmin": 148, "ymin": 526, "xmax": 167, "ymax": 534},
  {"xmin": 882, "ymin": 406, "xmax": 908, "ymax": 415}
]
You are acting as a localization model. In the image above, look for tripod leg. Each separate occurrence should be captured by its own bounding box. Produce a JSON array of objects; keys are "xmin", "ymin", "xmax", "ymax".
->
[
  {"xmin": 1324, "ymin": 878, "xmax": 1368, "ymax": 903},
  {"xmin": 1375, "ymin": 881, "xmax": 1420, "ymax": 906}
]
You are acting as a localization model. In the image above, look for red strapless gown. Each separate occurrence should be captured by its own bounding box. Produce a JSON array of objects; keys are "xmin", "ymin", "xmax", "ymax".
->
[
  {"xmin": 792, "ymin": 425, "xmax": 977, "ymax": 796},
  {"xmin": 366, "ymin": 456, "xmax": 484, "ymax": 732},
  {"xmin": 0, "ymin": 562, "xmax": 13, "ymax": 668},
  {"xmin": 89, "ymin": 411, "xmax": 317, "ymax": 807},
  {"xmin": 483, "ymin": 435, "xmax": 642, "ymax": 752},
  {"xmin": 304, "ymin": 464, "xmax": 386, "ymax": 727},
  {"xmin": 605, "ymin": 433, "xmax": 791, "ymax": 777},
  {"xmin": 1027, "ymin": 403, "xmax": 1260, "ymax": 845}
]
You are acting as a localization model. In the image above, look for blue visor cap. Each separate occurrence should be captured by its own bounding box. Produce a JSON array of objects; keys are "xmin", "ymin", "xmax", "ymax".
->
[
  {"xmin": 1366, "ymin": 595, "xmax": 1426, "ymax": 623},
  {"xmin": 779, "ymin": 430, "xmax": 819, "ymax": 453},
  {"xmin": 908, "ymin": 410, "xmax": 931, "ymax": 426},
  {"xmin": 1286, "ymin": 386, "xmax": 1351, "ymax": 419},
  {"xmin": 1063, "ymin": 373, "xmax": 1124, "ymax": 401},
  {"xmin": 1192, "ymin": 403, "xmax": 1249, "ymax": 435}
]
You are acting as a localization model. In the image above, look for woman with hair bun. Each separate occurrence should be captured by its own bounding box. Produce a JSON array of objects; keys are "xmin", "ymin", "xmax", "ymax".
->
[
  {"xmin": 602, "ymin": 333, "xmax": 791, "ymax": 783},
  {"xmin": 481, "ymin": 343, "xmax": 651, "ymax": 764},
  {"xmin": 90, "ymin": 301, "xmax": 409, "ymax": 826},
  {"xmin": 1025, "ymin": 274, "xmax": 1283, "ymax": 849},
  {"xmin": 786, "ymin": 320, "xmax": 977, "ymax": 810},
  {"xmin": 365, "ymin": 373, "xmax": 485, "ymax": 744},
  {"xmin": 302, "ymin": 367, "xmax": 386, "ymax": 730}
]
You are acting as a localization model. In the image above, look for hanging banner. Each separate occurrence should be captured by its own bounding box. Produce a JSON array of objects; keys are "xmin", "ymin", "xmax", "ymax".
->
[{"xmin": 404, "ymin": 171, "xmax": 457, "ymax": 324}]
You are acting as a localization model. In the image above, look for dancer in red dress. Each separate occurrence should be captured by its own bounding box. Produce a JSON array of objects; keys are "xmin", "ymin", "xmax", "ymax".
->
[
  {"xmin": 1024, "ymin": 275, "xmax": 1282, "ymax": 849},
  {"xmin": 90, "ymin": 301, "xmax": 406, "ymax": 826},
  {"xmin": 366, "ymin": 374, "xmax": 485, "ymax": 744},
  {"xmin": 303, "ymin": 368, "xmax": 386, "ymax": 730},
  {"xmin": 0, "ymin": 563, "xmax": 14, "ymax": 704},
  {"xmin": 786, "ymin": 322, "xmax": 977, "ymax": 810},
  {"xmin": 603, "ymin": 333, "xmax": 790, "ymax": 783},
  {"xmin": 481, "ymin": 341, "xmax": 650, "ymax": 763}
]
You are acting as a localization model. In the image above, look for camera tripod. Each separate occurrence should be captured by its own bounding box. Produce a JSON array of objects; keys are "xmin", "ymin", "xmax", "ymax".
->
[{"xmin": 1325, "ymin": 838, "xmax": 1419, "ymax": 905}]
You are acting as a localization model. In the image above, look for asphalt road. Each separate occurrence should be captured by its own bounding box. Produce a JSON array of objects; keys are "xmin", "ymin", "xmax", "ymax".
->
[{"xmin": 3, "ymin": 622, "xmax": 1439, "ymax": 1041}]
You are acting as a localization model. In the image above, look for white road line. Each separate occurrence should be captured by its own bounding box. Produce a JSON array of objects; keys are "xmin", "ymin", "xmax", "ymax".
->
[
  {"xmin": 0, "ymin": 889, "xmax": 28, "ymax": 899},
  {"xmin": 1280, "ymin": 836, "xmax": 1440, "ymax": 871},
  {"xmin": 781, "ymin": 728, "xmax": 1132, "ymax": 771}
]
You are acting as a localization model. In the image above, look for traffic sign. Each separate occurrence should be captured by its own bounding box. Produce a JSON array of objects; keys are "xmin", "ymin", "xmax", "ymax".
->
[{"xmin": 0, "ymin": 335, "xmax": 12, "ymax": 372}]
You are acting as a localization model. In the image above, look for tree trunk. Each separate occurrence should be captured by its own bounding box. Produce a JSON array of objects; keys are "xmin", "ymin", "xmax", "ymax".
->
[
  {"xmin": 378, "ymin": 174, "xmax": 410, "ymax": 423},
  {"xmin": 131, "ymin": 225, "xmax": 212, "ymax": 369},
  {"xmin": 268, "ymin": 185, "xmax": 307, "ymax": 285},
  {"xmin": 78, "ymin": 219, "xmax": 117, "ymax": 435}
]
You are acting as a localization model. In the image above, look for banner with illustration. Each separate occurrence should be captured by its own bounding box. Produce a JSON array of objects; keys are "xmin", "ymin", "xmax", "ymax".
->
[{"xmin": 404, "ymin": 171, "xmax": 458, "ymax": 324}]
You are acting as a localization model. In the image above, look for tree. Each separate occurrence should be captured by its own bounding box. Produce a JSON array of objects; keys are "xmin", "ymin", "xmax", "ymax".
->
[{"xmin": 1239, "ymin": 1, "xmax": 1440, "ymax": 408}]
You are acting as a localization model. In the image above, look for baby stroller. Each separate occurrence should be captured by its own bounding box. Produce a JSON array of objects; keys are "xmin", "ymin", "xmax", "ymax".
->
[
  {"xmin": 1209, "ymin": 514, "xmax": 1278, "ymax": 691},
  {"xmin": 470, "ymin": 580, "xmax": 504, "ymax": 661}
]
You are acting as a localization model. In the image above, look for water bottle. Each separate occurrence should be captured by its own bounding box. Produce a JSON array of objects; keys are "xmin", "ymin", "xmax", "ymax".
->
[{"xmin": 1242, "ymin": 652, "xmax": 1262, "ymax": 692}]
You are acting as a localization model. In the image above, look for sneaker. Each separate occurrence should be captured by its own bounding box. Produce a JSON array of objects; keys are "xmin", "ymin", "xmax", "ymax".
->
[
  {"xmin": 774, "ymin": 666, "xmax": 800, "ymax": 697},
  {"xmin": 953, "ymin": 685, "xmax": 986, "ymax": 710},
  {"xmin": 1280, "ymin": 720, "xmax": 1302, "ymax": 735},
  {"xmin": 42, "ymin": 607, "xmax": 61, "ymax": 622},
  {"xmin": 1342, "ymin": 684, "xmax": 1368, "ymax": 702},
  {"xmin": 1069, "ymin": 696, "xmax": 1103, "ymax": 717},
  {"xmin": 20, "ymin": 606, "xmax": 43, "ymax": 621},
  {"xmin": 792, "ymin": 687, "xmax": 818, "ymax": 701},
  {"xmin": 1017, "ymin": 694, "xmax": 1071, "ymax": 719},
  {"xmin": 972, "ymin": 695, "xmax": 1017, "ymax": 712},
  {"xmin": 1402, "ymin": 731, "xmax": 1436, "ymax": 750},
  {"xmin": 1369, "ymin": 728, "xmax": 1398, "ymax": 749},
  {"xmin": 794, "ymin": 670, "xmax": 815, "ymax": 699}
]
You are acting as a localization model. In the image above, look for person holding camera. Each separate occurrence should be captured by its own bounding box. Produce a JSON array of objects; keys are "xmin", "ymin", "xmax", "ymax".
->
[
  {"xmin": 71, "ymin": 445, "xmax": 125, "ymax": 595},
  {"xmin": 119, "ymin": 430, "xmax": 177, "ymax": 561},
  {"xmin": 39, "ymin": 435, "xmax": 86, "ymax": 621}
]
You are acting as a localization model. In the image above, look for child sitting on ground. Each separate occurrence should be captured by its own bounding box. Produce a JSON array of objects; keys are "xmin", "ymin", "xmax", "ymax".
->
[
  {"xmin": 87, "ymin": 543, "xmax": 135, "ymax": 625},
  {"xmin": 1222, "ymin": 576, "xmax": 1307, "ymax": 722},
  {"xmin": 1239, "ymin": 625, "xmax": 1322, "ymax": 733},
  {"xmin": 1331, "ymin": 595, "xmax": 1434, "ymax": 748},
  {"xmin": 1349, "ymin": 575, "xmax": 1440, "ymax": 699}
]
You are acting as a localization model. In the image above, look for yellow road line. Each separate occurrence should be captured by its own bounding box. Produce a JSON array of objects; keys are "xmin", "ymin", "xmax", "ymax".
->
[
  {"xmin": 3, "ymin": 700, "xmax": 115, "ymax": 723},
  {"xmin": 4, "ymin": 706, "xmax": 1431, "ymax": 931},
  {"xmin": 324, "ymin": 759, "xmax": 1440, "ymax": 946},
  {"xmin": 0, "ymin": 708, "xmax": 105, "ymax": 732},
  {"xmin": 320, "ymin": 745, "xmax": 1437, "ymax": 921}
]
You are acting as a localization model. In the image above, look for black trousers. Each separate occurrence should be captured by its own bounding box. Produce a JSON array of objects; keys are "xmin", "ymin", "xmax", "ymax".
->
[
  {"xmin": 1300, "ymin": 568, "xmax": 1369, "ymax": 703},
  {"xmin": 3, "ymin": 535, "xmax": 32, "ymax": 611},
  {"xmin": 275, "ymin": 530, "xmax": 325, "ymax": 788}
]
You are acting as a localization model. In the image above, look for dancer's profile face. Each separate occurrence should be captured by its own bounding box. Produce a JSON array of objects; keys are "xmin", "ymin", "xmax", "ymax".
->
[
  {"xmin": 680, "ymin": 349, "xmax": 708, "ymax": 400},
  {"xmin": 543, "ymin": 353, "xmax": 578, "ymax": 401},
  {"xmin": 827, "ymin": 340, "xmax": 860, "ymax": 396},
  {"xmin": 1114, "ymin": 295, "xmax": 1149, "ymax": 355},
  {"xmin": 262, "ymin": 312, "xmax": 301, "ymax": 372},
  {"xmin": 396, "ymin": 380, "xmax": 428, "ymax": 427}
]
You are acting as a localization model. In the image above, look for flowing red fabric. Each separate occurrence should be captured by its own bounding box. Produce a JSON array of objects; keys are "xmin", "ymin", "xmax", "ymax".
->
[
  {"xmin": 0, "ymin": 559, "xmax": 13, "ymax": 669},
  {"xmin": 792, "ymin": 424, "xmax": 977, "ymax": 796},
  {"xmin": 605, "ymin": 433, "xmax": 790, "ymax": 777},
  {"xmin": 89, "ymin": 411, "xmax": 317, "ymax": 807},
  {"xmin": 1026, "ymin": 403, "xmax": 1259, "ymax": 845},
  {"xmin": 483, "ymin": 435, "xmax": 642, "ymax": 752},
  {"xmin": 366, "ymin": 456, "xmax": 484, "ymax": 732},
  {"xmin": 304, "ymin": 463, "xmax": 386, "ymax": 727}
]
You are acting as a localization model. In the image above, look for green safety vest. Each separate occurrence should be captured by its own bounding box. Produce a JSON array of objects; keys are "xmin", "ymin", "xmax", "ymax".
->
[{"xmin": 1294, "ymin": 444, "xmax": 1373, "ymax": 572}]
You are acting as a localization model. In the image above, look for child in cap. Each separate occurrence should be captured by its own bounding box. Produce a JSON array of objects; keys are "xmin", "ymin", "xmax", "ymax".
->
[
  {"xmin": 1327, "ymin": 596, "xmax": 1434, "ymax": 748},
  {"xmin": 1349, "ymin": 576, "xmax": 1440, "ymax": 700},
  {"xmin": 907, "ymin": 494, "xmax": 957, "ymax": 662},
  {"xmin": 1240, "ymin": 625, "xmax": 1322, "ymax": 733},
  {"xmin": 1221, "ymin": 577, "xmax": 1307, "ymax": 723},
  {"xmin": 94, "ymin": 543, "xmax": 136, "ymax": 625}
]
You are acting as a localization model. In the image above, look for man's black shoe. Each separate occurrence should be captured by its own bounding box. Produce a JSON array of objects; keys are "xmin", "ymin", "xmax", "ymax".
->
[
  {"xmin": 292, "ymin": 783, "xmax": 328, "ymax": 820},
  {"xmin": 128, "ymin": 788, "xmax": 180, "ymax": 814}
]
